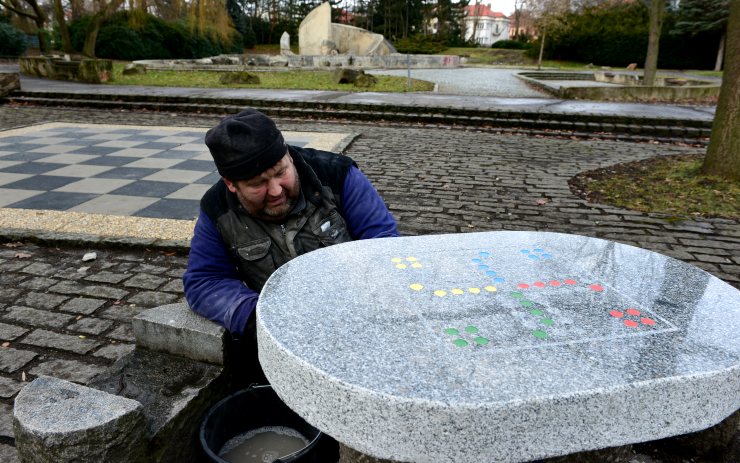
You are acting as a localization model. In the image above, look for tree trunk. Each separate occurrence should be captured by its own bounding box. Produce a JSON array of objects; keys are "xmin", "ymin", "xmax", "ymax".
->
[
  {"xmin": 715, "ymin": 30, "xmax": 726, "ymax": 72},
  {"xmin": 53, "ymin": 0, "xmax": 73, "ymax": 53},
  {"xmin": 643, "ymin": 0, "xmax": 665, "ymax": 87},
  {"xmin": 537, "ymin": 29, "xmax": 546, "ymax": 71},
  {"xmin": 82, "ymin": 13, "xmax": 103, "ymax": 57},
  {"xmin": 702, "ymin": 0, "xmax": 740, "ymax": 181}
]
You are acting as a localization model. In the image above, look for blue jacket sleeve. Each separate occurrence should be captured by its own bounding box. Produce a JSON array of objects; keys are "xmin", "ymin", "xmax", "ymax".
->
[
  {"xmin": 183, "ymin": 210, "xmax": 258, "ymax": 336},
  {"xmin": 341, "ymin": 166, "xmax": 400, "ymax": 239}
]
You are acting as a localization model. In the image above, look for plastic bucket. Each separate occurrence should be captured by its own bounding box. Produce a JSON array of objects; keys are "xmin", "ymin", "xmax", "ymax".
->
[{"xmin": 200, "ymin": 385, "xmax": 323, "ymax": 463}]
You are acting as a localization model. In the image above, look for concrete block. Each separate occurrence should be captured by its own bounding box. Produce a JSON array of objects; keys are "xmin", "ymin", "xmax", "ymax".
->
[
  {"xmin": 132, "ymin": 302, "xmax": 226, "ymax": 365},
  {"xmin": 0, "ymin": 73, "xmax": 20, "ymax": 97},
  {"xmin": 13, "ymin": 376, "xmax": 146, "ymax": 463}
]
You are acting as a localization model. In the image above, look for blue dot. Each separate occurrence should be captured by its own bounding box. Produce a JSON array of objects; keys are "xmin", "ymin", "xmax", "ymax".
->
[
  {"xmin": 528, "ymin": 254, "xmax": 539, "ymax": 260},
  {"xmin": 520, "ymin": 249, "xmax": 530, "ymax": 254},
  {"xmin": 472, "ymin": 258, "xmax": 482, "ymax": 263},
  {"xmin": 479, "ymin": 251, "xmax": 490, "ymax": 257},
  {"xmin": 541, "ymin": 254, "xmax": 552, "ymax": 259},
  {"xmin": 478, "ymin": 264, "xmax": 489, "ymax": 270},
  {"xmin": 494, "ymin": 277, "xmax": 505, "ymax": 283},
  {"xmin": 486, "ymin": 270, "xmax": 496, "ymax": 276},
  {"xmin": 534, "ymin": 248, "xmax": 544, "ymax": 253}
]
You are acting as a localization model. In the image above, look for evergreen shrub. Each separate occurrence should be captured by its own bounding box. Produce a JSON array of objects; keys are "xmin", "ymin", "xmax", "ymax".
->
[
  {"xmin": 393, "ymin": 35, "xmax": 447, "ymax": 54},
  {"xmin": 0, "ymin": 22, "xmax": 28, "ymax": 57},
  {"xmin": 491, "ymin": 39, "xmax": 530, "ymax": 49}
]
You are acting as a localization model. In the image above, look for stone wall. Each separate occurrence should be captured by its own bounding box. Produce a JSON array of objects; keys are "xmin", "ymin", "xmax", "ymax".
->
[
  {"xmin": 19, "ymin": 56, "xmax": 113, "ymax": 84},
  {"xmin": 0, "ymin": 73, "xmax": 20, "ymax": 97}
]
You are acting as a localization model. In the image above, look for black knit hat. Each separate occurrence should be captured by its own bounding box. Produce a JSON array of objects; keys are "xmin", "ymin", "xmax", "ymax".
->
[{"xmin": 205, "ymin": 109, "xmax": 286, "ymax": 180}]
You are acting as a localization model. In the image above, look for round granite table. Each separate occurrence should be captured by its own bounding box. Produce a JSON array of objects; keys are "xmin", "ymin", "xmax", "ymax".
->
[{"xmin": 256, "ymin": 231, "xmax": 740, "ymax": 463}]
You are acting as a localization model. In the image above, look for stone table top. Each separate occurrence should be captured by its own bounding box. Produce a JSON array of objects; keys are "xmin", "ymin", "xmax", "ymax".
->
[{"xmin": 256, "ymin": 231, "xmax": 740, "ymax": 463}]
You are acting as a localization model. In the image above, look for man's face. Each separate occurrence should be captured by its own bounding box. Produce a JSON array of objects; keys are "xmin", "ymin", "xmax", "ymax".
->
[{"xmin": 224, "ymin": 154, "xmax": 301, "ymax": 222}]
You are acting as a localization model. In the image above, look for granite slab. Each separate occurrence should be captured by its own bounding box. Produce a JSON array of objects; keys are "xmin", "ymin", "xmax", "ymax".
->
[{"xmin": 256, "ymin": 231, "xmax": 740, "ymax": 463}]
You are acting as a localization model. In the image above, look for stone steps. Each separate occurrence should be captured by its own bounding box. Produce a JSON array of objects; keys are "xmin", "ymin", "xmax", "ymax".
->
[{"xmin": 3, "ymin": 92, "xmax": 712, "ymax": 144}]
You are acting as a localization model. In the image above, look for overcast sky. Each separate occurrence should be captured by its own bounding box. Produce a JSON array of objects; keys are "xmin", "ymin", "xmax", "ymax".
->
[{"xmin": 485, "ymin": 0, "xmax": 518, "ymax": 16}]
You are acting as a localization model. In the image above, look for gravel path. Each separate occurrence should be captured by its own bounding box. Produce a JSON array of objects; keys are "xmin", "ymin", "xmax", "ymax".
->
[{"xmin": 368, "ymin": 67, "xmax": 551, "ymax": 97}]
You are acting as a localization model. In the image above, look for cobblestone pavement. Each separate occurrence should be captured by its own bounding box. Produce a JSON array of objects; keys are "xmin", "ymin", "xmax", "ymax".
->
[{"xmin": 0, "ymin": 105, "xmax": 738, "ymax": 462}]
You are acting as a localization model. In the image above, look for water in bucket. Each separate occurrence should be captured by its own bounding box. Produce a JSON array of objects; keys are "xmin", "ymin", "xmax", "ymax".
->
[{"xmin": 219, "ymin": 425, "xmax": 310, "ymax": 463}]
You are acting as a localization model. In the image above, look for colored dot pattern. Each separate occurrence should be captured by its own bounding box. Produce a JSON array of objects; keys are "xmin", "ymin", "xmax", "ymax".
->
[
  {"xmin": 517, "ymin": 279, "xmax": 578, "ymax": 290},
  {"xmin": 444, "ymin": 325, "xmax": 490, "ymax": 348},
  {"xmin": 609, "ymin": 308, "xmax": 656, "ymax": 329},
  {"xmin": 509, "ymin": 291, "xmax": 552, "ymax": 340},
  {"xmin": 392, "ymin": 257, "xmax": 423, "ymax": 270},
  {"xmin": 472, "ymin": 251, "xmax": 506, "ymax": 284},
  {"xmin": 520, "ymin": 248, "xmax": 553, "ymax": 260}
]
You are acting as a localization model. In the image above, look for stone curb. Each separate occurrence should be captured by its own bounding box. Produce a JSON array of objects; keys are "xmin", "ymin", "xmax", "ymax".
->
[{"xmin": 0, "ymin": 227, "xmax": 190, "ymax": 251}]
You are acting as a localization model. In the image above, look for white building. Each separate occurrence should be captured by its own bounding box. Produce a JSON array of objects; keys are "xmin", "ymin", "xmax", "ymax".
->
[{"xmin": 463, "ymin": 4, "xmax": 510, "ymax": 46}]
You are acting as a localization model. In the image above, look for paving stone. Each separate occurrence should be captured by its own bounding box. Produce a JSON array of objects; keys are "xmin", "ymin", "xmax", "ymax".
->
[
  {"xmin": 28, "ymin": 359, "xmax": 107, "ymax": 385},
  {"xmin": 0, "ymin": 288, "xmax": 23, "ymax": 304},
  {"xmin": 18, "ymin": 276, "xmax": 58, "ymax": 291},
  {"xmin": 68, "ymin": 317, "xmax": 114, "ymax": 335},
  {"xmin": 130, "ymin": 264, "xmax": 169, "ymax": 274},
  {"xmin": 17, "ymin": 292, "xmax": 69, "ymax": 310},
  {"xmin": 167, "ymin": 268, "xmax": 186, "ymax": 278},
  {"xmin": 20, "ymin": 262, "xmax": 56, "ymax": 276},
  {"xmin": 0, "ymin": 273, "xmax": 27, "ymax": 286},
  {"xmin": 99, "ymin": 305, "xmax": 143, "ymax": 322},
  {"xmin": 3, "ymin": 306, "xmax": 75, "ymax": 329},
  {"xmin": 48, "ymin": 280, "xmax": 129, "ymax": 300},
  {"xmin": 22, "ymin": 329, "xmax": 100, "ymax": 355},
  {"xmin": 0, "ymin": 402, "xmax": 12, "ymax": 438},
  {"xmin": 0, "ymin": 376, "xmax": 23, "ymax": 398},
  {"xmin": 0, "ymin": 443, "xmax": 19, "ymax": 463},
  {"xmin": 84, "ymin": 271, "xmax": 130, "ymax": 284},
  {"xmin": 0, "ymin": 322, "xmax": 28, "ymax": 341},
  {"xmin": 160, "ymin": 279, "xmax": 184, "ymax": 293},
  {"xmin": 59, "ymin": 297, "xmax": 107, "ymax": 315},
  {"xmin": 123, "ymin": 274, "xmax": 167, "ymax": 290},
  {"xmin": 0, "ymin": 347, "xmax": 37, "ymax": 373},
  {"xmin": 0, "ymin": 260, "xmax": 31, "ymax": 272},
  {"xmin": 108, "ymin": 325, "xmax": 135, "ymax": 342},
  {"xmin": 127, "ymin": 291, "xmax": 179, "ymax": 307},
  {"xmin": 693, "ymin": 254, "xmax": 733, "ymax": 264},
  {"xmin": 92, "ymin": 343, "xmax": 136, "ymax": 361}
]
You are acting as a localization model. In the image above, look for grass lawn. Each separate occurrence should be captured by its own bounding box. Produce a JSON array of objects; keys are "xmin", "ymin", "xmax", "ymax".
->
[
  {"xmin": 570, "ymin": 154, "xmax": 740, "ymax": 220},
  {"xmin": 108, "ymin": 63, "xmax": 434, "ymax": 92}
]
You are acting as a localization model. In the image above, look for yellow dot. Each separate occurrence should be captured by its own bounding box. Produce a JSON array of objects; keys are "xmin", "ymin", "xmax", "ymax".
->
[
  {"xmin": 410, "ymin": 283, "xmax": 424, "ymax": 291},
  {"xmin": 396, "ymin": 264, "xmax": 407, "ymax": 269},
  {"xmin": 451, "ymin": 288, "xmax": 464, "ymax": 295},
  {"xmin": 468, "ymin": 288, "xmax": 481, "ymax": 294},
  {"xmin": 391, "ymin": 257, "xmax": 402, "ymax": 263},
  {"xmin": 484, "ymin": 286, "xmax": 497, "ymax": 292},
  {"xmin": 411, "ymin": 263, "xmax": 422, "ymax": 268},
  {"xmin": 434, "ymin": 290, "xmax": 447, "ymax": 297},
  {"xmin": 406, "ymin": 257, "xmax": 418, "ymax": 262}
]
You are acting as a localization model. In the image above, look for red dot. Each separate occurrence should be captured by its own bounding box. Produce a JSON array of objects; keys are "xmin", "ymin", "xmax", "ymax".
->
[
  {"xmin": 626, "ymin": 308, "xmax": 641, "ymax": 316},
  {"xmin": 609, "ymin": 310, "xmax": 624, "ymax": 318},
  {"xmin": 641, "ymin": 318, "xmax": 656, "ymax": 326},
  {"xmin": 533, "ymin": 281, "xmax": 546, "ymax": 288},
  {"xmin": 549, "ymin": 280, "xmax": 561, "ymax": 287},
  {"xmin": 564, "ymin": 279, "xmax": 577, "ymax": 285},
  {"xmin": 624, "ymin": 320, "xmax": 638, "ymax": 328},
  {"xmin": 589, "ymin": 284, "xmax": 604, "ymax": 292},
  {"xmin": 518, "ymin": 283, "xmax": 529, "ymax": 289}
]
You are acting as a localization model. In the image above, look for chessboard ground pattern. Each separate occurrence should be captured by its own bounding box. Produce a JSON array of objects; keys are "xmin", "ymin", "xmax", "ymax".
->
[{"xmin": 0, "ymin": 123, "xmax": 349, "ymax": 220}]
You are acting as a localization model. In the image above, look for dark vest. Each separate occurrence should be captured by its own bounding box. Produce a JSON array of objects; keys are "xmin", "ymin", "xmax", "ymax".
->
[{"xmin": 201, "ymin": 146, "xmax": 356, "ymax": 292}]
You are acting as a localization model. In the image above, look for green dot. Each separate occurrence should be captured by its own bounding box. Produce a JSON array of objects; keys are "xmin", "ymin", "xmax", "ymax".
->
[
  {"xmin": 520, "ymin": 300, "xmax": 533, "ymax": 307},
  {"xmin": 532, "ymin": 329, "xmax": 548, "ymax": 339},
  {"xmin": 464, "ymin": 325, "xmax": 479, "ymax": 334},
  {"xmin": 540, "ymin": 318, "xmax": 554, "ymax": 326},
  {"xmin": 444, "ymin": 328, "xmax": 459, "ymax": 336},
  {"xmin": 474, "ymin": 336, "xmax": 490, "ymax": 346},
  {"xmin": 530, "ymin": 309, "xmax": 544, "ymax": 316},
  {"xmin": 453, "ymin": 339, "xmax": 469, "ymax": 347},
  {"xmin": 511, "ymin": 291, "xmax": 524, "ymax": 299}
]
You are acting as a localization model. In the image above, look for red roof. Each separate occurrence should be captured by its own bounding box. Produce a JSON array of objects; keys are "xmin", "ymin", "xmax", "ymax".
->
[{"xmin": 464, "ymin": 4, "xmax": 507, "ymax": 18}]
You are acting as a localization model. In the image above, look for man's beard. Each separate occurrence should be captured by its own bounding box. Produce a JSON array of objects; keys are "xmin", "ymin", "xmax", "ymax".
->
[{"xmin": 252, "ymin": 175, "xmax": 301, "ymax": 221}]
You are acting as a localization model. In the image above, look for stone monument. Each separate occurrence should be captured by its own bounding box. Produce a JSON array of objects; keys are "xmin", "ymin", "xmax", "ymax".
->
[
  {"xmin": 280, "ymin": 31, "xmax": 293, "ymax": 56},
  {"xmin": 299, "ymin": 2, "xmax": 396, "ymax": 56}
]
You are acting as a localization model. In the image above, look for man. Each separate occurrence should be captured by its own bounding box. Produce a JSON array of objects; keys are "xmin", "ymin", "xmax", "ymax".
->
[{"xmin": 183, "ymin": 109, "xmax": 399, "ymax": 381}]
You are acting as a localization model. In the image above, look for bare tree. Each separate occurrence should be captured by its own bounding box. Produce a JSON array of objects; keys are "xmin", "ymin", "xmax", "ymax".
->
[
  {"xmin": 0, "ymin": 0, "xmax": 49, "ymax": 52},
  {"xmin": 643, "ymin": 0, "xmax": 666, "ymax": 86},
  {"xmin": 529, "ymin": 0, "xmax": 569, "ymax": 70},
  {"xmin": 702, "ymin": 0, "xmax": 740, "ymax": 181}
]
